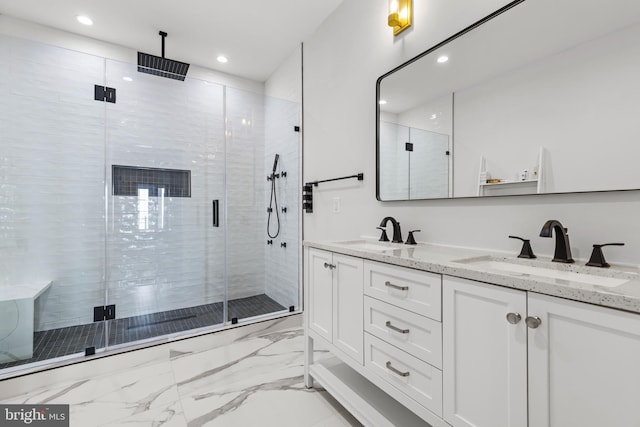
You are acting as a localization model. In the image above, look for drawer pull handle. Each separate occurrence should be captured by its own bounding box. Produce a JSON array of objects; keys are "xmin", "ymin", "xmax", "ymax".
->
[
  {"xmin": 385, "ymin": 321, "xmax": 410, "ymax": 334},
  {"xmin": 323, "ymin": 262, "xmax": 336, "ymax": 270},
  {"xmin": 385, "ymin": 281, "xmax": 409, "ymax": 291},
  {"xmin": 386, "ymin": 361, "xmax": 410, "ymax": 377}
]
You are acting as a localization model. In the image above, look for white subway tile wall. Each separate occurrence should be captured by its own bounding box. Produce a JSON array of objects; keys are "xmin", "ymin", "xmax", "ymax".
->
[
  {"xmin": 105, "ymin": 59, "xmax": 227, "ymax": 321},
  {"xmin": 225, "ymin": 87, "xmax": 268, "ymax": 305},
  {"xmin": 0, "ymin": 35, "xmax": 107, "ymax": 332},
  {"xmin": 263, "ymin": 96, "xmax": 300, "ymax": 310}
]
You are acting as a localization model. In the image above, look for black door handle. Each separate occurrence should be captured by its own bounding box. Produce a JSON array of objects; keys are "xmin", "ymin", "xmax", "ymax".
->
[{"xmin": 212, "ymin": 200, "xmax": 219, "ymax": 227}]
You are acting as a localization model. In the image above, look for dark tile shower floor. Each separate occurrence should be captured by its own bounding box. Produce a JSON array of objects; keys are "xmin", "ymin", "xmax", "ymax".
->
[{"xmin": 0, "ymin": 294, "xmax": 286, "ymax": 370}]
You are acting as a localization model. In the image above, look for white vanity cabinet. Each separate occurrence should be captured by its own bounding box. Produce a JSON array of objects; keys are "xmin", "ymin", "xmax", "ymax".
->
[
  {"xmin": 307, "ymin": 248, "xmax": 364, "ymax": 364},
  {"xmin": 443, "ymin": 275, "xmax": 640, "ymax": 427},
  {"xmin": 305, "ymin": 248, "xmax": 447, "ymax": 427}
]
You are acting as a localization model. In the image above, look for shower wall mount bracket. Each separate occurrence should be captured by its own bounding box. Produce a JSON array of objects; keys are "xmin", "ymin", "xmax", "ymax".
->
[
  {"xmin": 93, "ymin": 304, "xmax": 116, "ymax": 322},
  {"xmin": 302, "ymin": 173, "xmax": 364, "ymax": 214},
  {"xmin": 94, "ymin": 85, "xmax": 116, "ymax": 103}
]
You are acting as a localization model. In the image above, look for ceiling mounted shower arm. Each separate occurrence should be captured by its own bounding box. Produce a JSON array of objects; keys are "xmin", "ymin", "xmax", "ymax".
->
[
  {"xmin": 137, "ymin": 30, "xmax": 190, "ymax": 81},
  {"xmin": 159, "ymin": 31, "xmax": 167, "ymax": 58}
]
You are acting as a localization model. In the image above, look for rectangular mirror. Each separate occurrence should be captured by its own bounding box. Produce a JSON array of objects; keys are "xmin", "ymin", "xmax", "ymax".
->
[{"xmin": 377, "ymin": 0, "xmax": 640, "ymax": 200}]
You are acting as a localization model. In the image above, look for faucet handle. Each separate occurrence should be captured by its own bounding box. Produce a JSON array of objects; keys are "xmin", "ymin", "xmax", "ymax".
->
[
  {"xmin": 586, "ymin": 243, "xmax": 624, "ymax": 268},
  {"xmin": 376, "ymin": 226, "xmax": 389, "ymax": 242},
  {"xmin": 405, "ymin": 230, "xmax": 421, "ymax": 245},
  {"xmin": 508, "ymin": 235, "xmax": 537, "ymax": 259}
]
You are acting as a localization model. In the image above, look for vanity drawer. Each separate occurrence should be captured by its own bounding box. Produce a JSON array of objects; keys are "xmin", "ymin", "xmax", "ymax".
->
[
  {"xmin": 364, "ymin": 260, "xmax": 441, "ymax": 321},
  {"xmin": 364, "ymin": 296, "xmax": 442, "ymax": 368},
  {"xmin": 365, "ymin": 333, "xmax": 443, "ymax": 417}
]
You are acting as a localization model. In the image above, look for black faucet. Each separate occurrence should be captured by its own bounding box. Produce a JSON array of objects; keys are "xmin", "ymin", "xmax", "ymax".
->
[
  {"xmin": 539, "ymin": 220, "xmax": 574, "ymax": 263},
  {"xmin": 379, "ymin": 217, "xmax": 403, "ymax": 243}
]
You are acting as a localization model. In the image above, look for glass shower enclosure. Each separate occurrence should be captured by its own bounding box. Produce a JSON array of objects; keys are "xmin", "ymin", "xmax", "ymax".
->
[{"xmin": 0, "ymin": 34, "xmax": 300, "ymax": 375}]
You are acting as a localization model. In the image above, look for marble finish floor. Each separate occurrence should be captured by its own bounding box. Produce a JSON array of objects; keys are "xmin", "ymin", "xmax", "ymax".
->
[
  {"xmin": 0, "ymin": 315, "xmax": 361, "ymax": 427},
  {"xmin": 0, "ymin": 294, "xmax": 286, "ymax": 370}
]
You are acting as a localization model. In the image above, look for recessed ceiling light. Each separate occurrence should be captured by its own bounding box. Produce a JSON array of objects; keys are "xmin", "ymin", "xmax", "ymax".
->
[
  {"xmin": 216, "ymin": 55, "xmax": 228, "ymax": 63},
  {"xmin": 378, "ymin": 99, "xmax": 387, "ymax": 105},
  {"xmin": 76, "ymin": 15, "xmax": 93, "ymax": 26},
  {"xmin": 122, "ymin": 76, "xmax": 133, "ymax": 82},
  {"xmin": 437, "ymin": 55, "xmax": 449, "ymax": 63}
]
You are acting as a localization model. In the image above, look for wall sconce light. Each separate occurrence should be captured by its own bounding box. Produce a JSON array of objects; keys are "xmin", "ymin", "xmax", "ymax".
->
[{"xmin": 388, "ymin": 0, "xmax": 412, "ymax": 36}]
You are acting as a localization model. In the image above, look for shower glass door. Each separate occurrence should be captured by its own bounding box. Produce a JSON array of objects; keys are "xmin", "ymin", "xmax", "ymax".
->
[
  {"xmin": 225, "ymin": 88, "xmax": 300, "ymax": 323},
  {"xmin": 409, "ymin": 127, "xmax": 450, "ymax": 199},
  {"xmin": 0, "ymin": 36, "xmax": 107, "ymax": 370},
  {"xmin": 103, "ymin": 60, "xmax": 226, "ymax": 347}
]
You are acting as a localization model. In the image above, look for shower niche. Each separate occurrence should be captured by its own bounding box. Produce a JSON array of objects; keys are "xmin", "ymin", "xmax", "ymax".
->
[{"xmin": 0, "ymin": 34, "xmax": 301, "ymax": 374}]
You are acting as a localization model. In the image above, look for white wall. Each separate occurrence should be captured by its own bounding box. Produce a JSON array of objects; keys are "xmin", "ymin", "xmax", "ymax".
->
[
  {"xmin": 265, "ymin": 45, "xmax": 303, "ymax": 102},
  {"xmin": 303, "ymin": 0, "xmax": 640, "ymax": 265},
  {"xmin": 397, "ymin": 94, "xmax": 453, "ymax": 135}
]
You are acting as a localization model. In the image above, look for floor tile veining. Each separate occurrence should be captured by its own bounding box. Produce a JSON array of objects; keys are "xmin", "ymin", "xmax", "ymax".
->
[
  {"xmin": 0, "ymin": 294, "xmax": 285, "ymax": 370},
  {"xmin": 0, "ymin": 315, "xmax": 361, "ymax": 427}
]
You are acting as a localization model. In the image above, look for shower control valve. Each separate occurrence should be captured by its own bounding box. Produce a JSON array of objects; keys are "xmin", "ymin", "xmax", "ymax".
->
[
  {"xmin": 281, "ymin": 171, "xmax": 287, "ymax": 178},
  {"xmin": 281, "ymin": 242, "xmax": 287, "ymax": 248},
  {"xmin": 267, "ymin": 240, "xmax": 273, "ymax": 245},
  {"xmin": 281, "ymin": 207, "xmax": 287, "ymax": 213}
]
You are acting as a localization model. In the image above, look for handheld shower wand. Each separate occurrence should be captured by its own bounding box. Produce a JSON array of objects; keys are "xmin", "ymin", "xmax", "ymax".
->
[{"xmin": 268, "ymin": 154, "xmax": 281, "ymax": 239}]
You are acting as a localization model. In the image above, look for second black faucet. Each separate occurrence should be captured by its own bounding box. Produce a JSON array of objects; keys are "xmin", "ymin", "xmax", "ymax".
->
[
  {"xmin": 539, "ymin": 219, "xmax": 574, "ymax": 263},
  {"xmin": 379, "ymin": 216, "xmax": 403, "ymax": 243}
]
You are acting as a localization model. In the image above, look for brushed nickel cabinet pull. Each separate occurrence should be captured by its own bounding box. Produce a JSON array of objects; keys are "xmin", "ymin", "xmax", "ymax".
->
[
  {"xmin": 385, "ymin": 321, "xmax": 410, "ymax": 334},
  {"xmin": 385, "ymin": 281, "xmax": 409, "ymax": 291},
  {"xmin": 323, "ymin": 262, "xmax": 336, "ymax": 270},
  {"xmin": 386, "ymin": 361, "xmax": 410, "ymax": 377}
]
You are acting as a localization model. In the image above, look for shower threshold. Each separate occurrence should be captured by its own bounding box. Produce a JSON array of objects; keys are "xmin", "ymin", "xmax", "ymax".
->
[{"xmin": 0, "ymin": 294, "xmax": 285, "ymax": 371}]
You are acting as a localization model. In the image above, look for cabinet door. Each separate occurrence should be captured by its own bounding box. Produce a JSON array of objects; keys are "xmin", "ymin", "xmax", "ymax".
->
[
  {"xmin": 307, "ymin": 248, "xmax": 333, "ymax": 342},
  {"xmin": 528, "ymin": 293, "xmax": 640, "ymax": 427},
  {"xmin": 443, "ymin": 276, "xmax": 527, "ymax": 427},
  {"xmin": 333, "ymin": 253, "xmax": 364, "ymax": 363}
]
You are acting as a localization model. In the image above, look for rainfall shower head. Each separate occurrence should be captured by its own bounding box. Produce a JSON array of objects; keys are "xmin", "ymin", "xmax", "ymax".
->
[{"xmin": 137, "ymin": 31, "xmax": 190, "ymax": 81}]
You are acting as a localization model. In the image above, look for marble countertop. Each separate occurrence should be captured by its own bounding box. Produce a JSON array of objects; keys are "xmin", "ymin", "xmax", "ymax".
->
[
  {"xmin": 0, "ymin": 281, "xmax": 52, "ymax": 302},
  {"xmin": 304, "ymin": 239, "xmax": 640, "ymax": 314}
]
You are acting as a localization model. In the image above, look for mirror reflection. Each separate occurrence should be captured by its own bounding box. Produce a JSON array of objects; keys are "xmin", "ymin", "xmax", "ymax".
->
[{"xmin": 377, "ymin": 0, "xmax": 640, "ymax": 200}]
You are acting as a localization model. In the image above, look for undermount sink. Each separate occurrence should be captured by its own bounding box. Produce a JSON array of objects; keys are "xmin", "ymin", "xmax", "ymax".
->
[
  {"xmin": 337, "ymin": 240, "xmax": 398, "ymax": 252},
  {"xmin": 453, "ymin": 256, "xmax": 635, "ymax": 288}
]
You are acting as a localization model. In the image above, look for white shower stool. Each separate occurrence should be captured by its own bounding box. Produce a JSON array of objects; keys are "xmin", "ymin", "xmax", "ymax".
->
[{"xmin": 0, "ymin": 281, "xmax": 52, "ymax": 364}]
